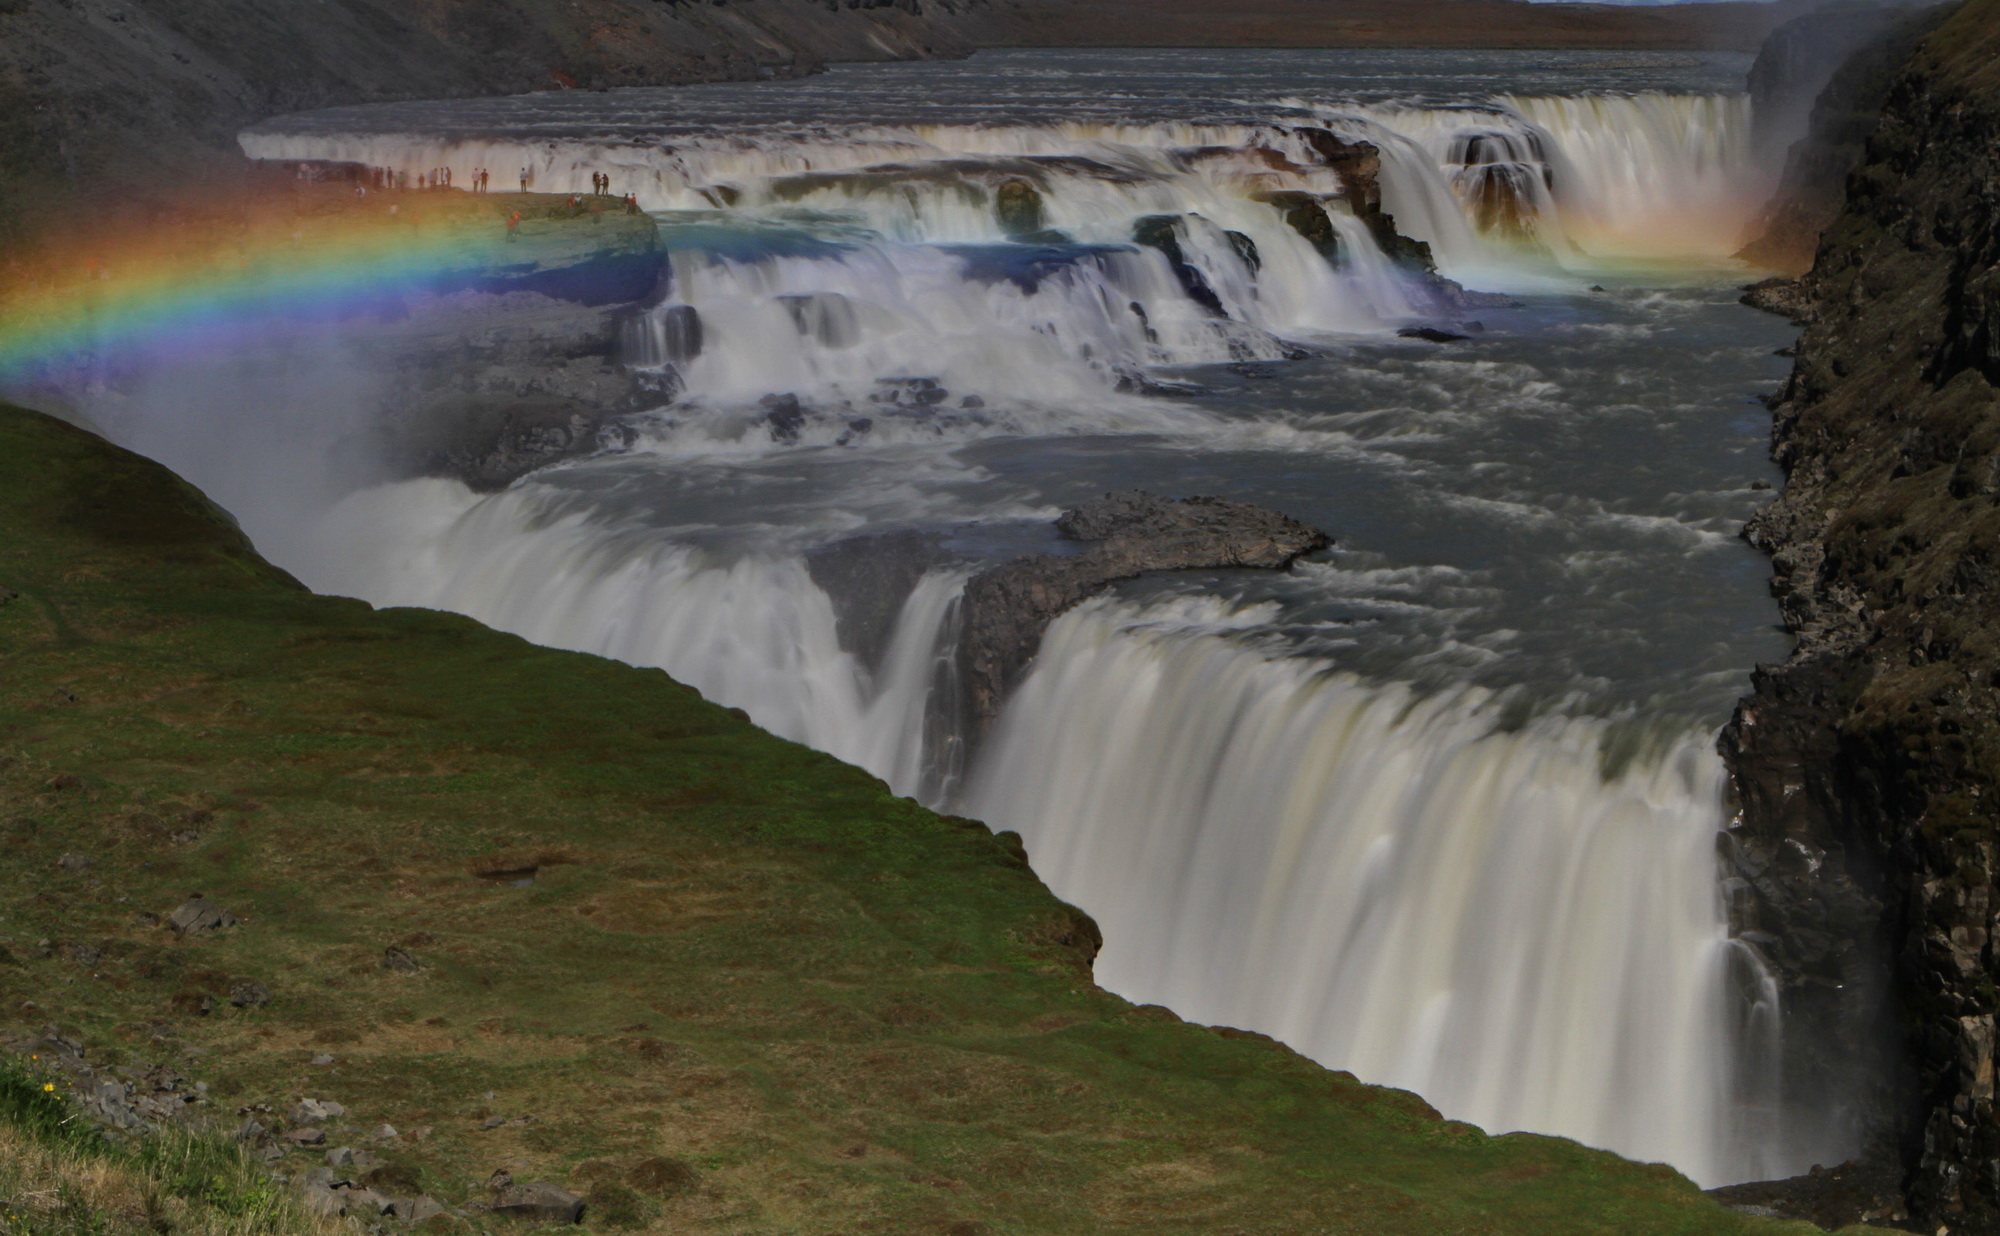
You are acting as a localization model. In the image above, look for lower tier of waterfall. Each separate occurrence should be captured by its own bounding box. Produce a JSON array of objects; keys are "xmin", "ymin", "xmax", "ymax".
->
[{"xmin": 969, "ymin": 601, "xmax": 1787, "ymax": 1187}]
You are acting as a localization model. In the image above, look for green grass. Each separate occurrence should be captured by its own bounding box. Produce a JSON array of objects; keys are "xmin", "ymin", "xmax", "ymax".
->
[
  {"xmin": 0, "ymin": 1055, "xmax": 329, "ymax": 1236},
  {"xmin": 0, "ymin": 400, "xmax": 1815, "ymax": 1234}
]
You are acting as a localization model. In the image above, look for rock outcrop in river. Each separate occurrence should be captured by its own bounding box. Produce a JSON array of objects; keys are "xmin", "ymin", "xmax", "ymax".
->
[
  {"xmin": 1723, "ymin": 0, "xmax": 2000, "ymax": 1229},
  {"xmin": 958, "ymin": 492, "xmax": 1330, "ymax": 736}
]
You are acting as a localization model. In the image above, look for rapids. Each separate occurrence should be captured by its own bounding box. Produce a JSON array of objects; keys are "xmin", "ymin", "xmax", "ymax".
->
[{"xmin": 49, "ymin": 48, "xmax": 1846, "ymax": 1187}]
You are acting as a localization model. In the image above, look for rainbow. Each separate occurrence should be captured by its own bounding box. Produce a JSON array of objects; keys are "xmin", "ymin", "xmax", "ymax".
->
[{"xmin": 0, "ymin": 191, "xmax": 657, "ymax": 380}]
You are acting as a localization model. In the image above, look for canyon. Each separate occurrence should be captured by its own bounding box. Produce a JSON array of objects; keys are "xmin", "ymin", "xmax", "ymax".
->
[{"xmin": 7, "ymin": 0, "xmax": 2000, "ymax": 1232}]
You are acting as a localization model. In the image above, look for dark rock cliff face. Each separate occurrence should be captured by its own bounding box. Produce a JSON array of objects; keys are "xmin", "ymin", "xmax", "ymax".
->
[
  {"xmin": 1722, "ymin": 0, "xmax": 2000, "ymax": 1228},
  {"xmin": 1745, "ymin": 2, "xmax": 1926, "ymax": 163},
  {"xmin": 1738, "ymin": 1, "xmax": 1956, "ymax": 275},
  {"xmin": 0, "ymin": 0, "xmax": 990, "ymax": 231}
]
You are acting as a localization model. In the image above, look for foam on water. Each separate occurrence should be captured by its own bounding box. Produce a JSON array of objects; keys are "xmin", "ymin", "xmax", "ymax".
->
[{"xmin": 963, "ymin": 598, "xmax": 1792, "ymax": 1187}]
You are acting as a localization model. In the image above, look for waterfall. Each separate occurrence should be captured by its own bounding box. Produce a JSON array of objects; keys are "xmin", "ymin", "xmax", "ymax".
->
[
  {"xmin": 962, "ymin": 599, "xmax": 1791, "ymax": 1188},
  {"xmin": 1350, "ymin": 92, "xmax": 1763, "ymax": 263},
  {"xmin": 40, "ymin": 55, "xmax": 1819, "ymax": 1191},
  {"xmin": 303, "ymin": 478, "xmax": 968, "ymax": 794},
  {"xmin": 297, "ymin": 476, "xmax": 1808, "ymax": 1185},
  {"xmin": 242, "ymin": 87, "xmax": 1765, "ymax": 296},
  {"xmin": 242, "ymin": 92, "xmax": 1768, "ymax": 429}
]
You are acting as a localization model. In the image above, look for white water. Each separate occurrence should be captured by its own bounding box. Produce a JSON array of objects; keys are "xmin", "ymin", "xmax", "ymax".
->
[
  {"xmin": 244, "ymin": 95, "xmax": 1761, "ymax": 274},
  {"xmin": 240, "ymin": 87, "xmax": 1770, "ymax": 423},
  {"xmin": 304, "ymin": 478, "xmax": 966, "ymax": 796},
  {"xmin": 43, "ymin": 51, "xmax": 1830, "ymax": 1190},
  {"xmin": 966, "ymin": 599, "xmax": 1786, "ymax": 1186},
  {"xmin": 1351, "ymin": 93, "xmax": 1764, "ymax": 263},
  {"xmin": 279, "ymin": 466, "xmax": 1802, "ymax": 1185}
]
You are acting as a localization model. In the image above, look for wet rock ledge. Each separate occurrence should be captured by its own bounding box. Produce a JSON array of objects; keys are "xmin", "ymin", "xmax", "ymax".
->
[
  {"xmin": 803, "ymin": 492, "xmax": 1331, "ymax": 768},
  {"xmin": 957, "ymin": 491, "xmax": 1330, "ymax": 734}
]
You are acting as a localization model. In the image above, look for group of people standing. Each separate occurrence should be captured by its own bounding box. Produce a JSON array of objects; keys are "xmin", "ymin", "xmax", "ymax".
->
[
  {"xmin": 327, "ymin": 162, "xmax": 634, "ymax": 203},
  {"xmin": 357, "ymin": 165, "xmax": 506, "ymax": 192}
]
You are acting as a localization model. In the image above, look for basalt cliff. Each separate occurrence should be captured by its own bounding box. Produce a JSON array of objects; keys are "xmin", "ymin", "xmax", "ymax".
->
[{"xmin": 1721, "ymin": 0, "xmax": 2000, "ymax": 1229}]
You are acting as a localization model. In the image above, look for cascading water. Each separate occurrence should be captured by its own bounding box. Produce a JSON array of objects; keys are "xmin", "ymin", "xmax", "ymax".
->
[
  {"xmin": 964, "ymin": 599, "xmax": 1788, "ymax": 1187},
  {"xmin": 41, "ymin": 48, "xmax": 1851, "ymax": 1189}
]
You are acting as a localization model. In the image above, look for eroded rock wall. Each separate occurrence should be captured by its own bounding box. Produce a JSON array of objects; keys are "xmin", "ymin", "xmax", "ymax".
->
[{"xmin": 1723, "ymin": 0, "xmax": 2000, "ymax": 1227}]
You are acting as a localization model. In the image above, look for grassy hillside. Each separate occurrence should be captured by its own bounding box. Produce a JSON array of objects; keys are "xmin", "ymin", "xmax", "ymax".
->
[{"xmin": 0, "ymin": 401, "xmax": 1804, "ymax": 1234}]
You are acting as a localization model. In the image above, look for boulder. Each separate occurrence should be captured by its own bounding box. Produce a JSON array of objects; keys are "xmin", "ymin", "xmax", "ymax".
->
[
  {"xmin": 382, "ymin": 946, "xmax": 421, "ymax": 973},
  {"xmin": 1397, "ymin": 326, "xmax": 1471, "ymax": 343},
  {"xmin": 338, "ymin": 1186, "xmax": 394, "ymax": 1216},
  {"xmin": 1291, "ymin": 128, "xmax": 1517, "ymax": 313},
  {"xmin": 166, "ymin": 895, "xmax": 237, "ymax": 935},
  {"xmin": 1294, "ymin": 129, "xmax": 1433, "ymax": 269},
  {"xmin": 995, "ymin": 178, "xmax": 1046, "ymax": 237},
  {"xmin": 1250, "ymin": 192, "xmax": 1341, "ymax": 263},
  {"xmin": 491, "ymin": 1182, "xmax": 586, "ymax": 1224},
  {"xmin": 387, "ymin": 1196, "xmax": 446, "ymax": 1223},
  {"xmin": 299, "ymin": 1183, "xmax": 345, "ymax": 1217}
]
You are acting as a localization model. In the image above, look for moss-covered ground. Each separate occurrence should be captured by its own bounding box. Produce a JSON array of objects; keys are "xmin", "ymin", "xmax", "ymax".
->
[{"xmin": 0, "ymin": 401, "xmax": 1808, "ymax": 1233}]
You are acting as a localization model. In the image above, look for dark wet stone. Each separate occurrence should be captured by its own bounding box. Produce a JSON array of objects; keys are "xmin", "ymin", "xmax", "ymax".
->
[
  {"xmin": 1707, "ymin": 1159, "xmax": 1910, "ymax": 1230},
  {"xmin": 1132, "ymin": 214, "xmax": 1227, "ymax": 315},
  {"xmin": 1250, "ymin": 191, "xmax": 1341, "ymax": 263},
  {"xmin": 760, "ymin": 393, "xmax": 806, "ymax": 444},
  {"xmin": 995, "ymin": 178, "xmax": 1046, "ymax": 236},
  {"xmin": 957, "ymin": 491, "xmax": 1330, "ymax": 738},
  {"xmin": 1397, "ymin": 326, "xmax": 1472, "ymax": 343},
  {"xmin": 805, "ymin": 530, "xmax": 960, "ymax": 671}
]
